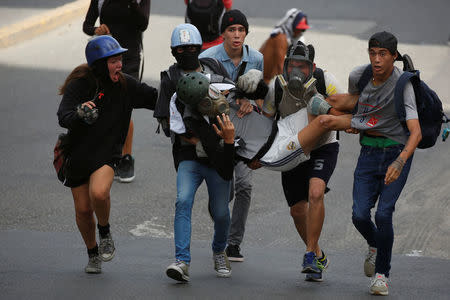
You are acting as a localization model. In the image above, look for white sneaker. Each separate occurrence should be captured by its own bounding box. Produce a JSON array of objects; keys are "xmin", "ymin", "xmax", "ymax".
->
[
  {"xmin": 370, "ymin": 273, "xmax": 389, "ymax": 296},
  {"xmin": 364, "ymin": 246, "xmax": 377, "ymax": 277},
  {"xmin": 213, "ymin": 251, "xmax": 232, "ymax": 278}
]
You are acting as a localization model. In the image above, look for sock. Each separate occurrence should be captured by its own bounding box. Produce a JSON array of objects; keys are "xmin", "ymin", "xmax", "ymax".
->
[
  {"xmin": 87, "ymin": 244, "xmax": 99, "ymax": 257},
  {"xmin": 97, "ymin": 223, "xmax": 110, "ymax": 238}
]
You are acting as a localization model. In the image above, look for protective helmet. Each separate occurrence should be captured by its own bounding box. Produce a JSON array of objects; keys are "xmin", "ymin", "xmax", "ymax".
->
[
  {"xmin": 283, "ymin": 41, "xmax": 314, "ymax": 81},
  {"xmin": 171, "ymin": 24, "xmax": 202, "ymax": 48},
  {"xmin": 176, "ymin": 72, "xmax": 210, "ymax": 107},
  {"xmin": 85, "ymin": 35, "xmax": 128, "ymax": 66}
]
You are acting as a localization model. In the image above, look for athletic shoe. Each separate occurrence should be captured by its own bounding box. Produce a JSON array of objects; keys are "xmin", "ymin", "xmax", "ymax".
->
[
  {"xmin": 305, "ymin": 250, "xmax": 329, "ymax": 282},
  {"xmin": 302, "ymin": 252, "xmax": 322, "ymax": 274},
  {"xmin": 370, "ymin": 273, "xmax": 389, "ymax": 296},
  {"xmin": 213, "ymin": 251, "xmax": 232, "ymax": 278},
  {"xmin": 317, "ymin": 251, "xmax": 329, "ymax": 270},
  {"xmin": 226, "ymin": 244, "xmax": 244, "ymax": 262},
  {"xmin": 166, "ymin": 260, "xmax": 190, "ymax": 282},
  {"xmin": 364, "ymin": 246, "xmax": 377, "ymax": 277},
  {"xmin": 117, "ymin": 154, "xmax": 135, "ymax": 183},
  {"xmin": 84, "ymin": 254, "xmax": 102, "ymax": 274},
  {"xmin": 305, "ymin": 272, "xmax": 323, "ymax": 282},
  {"xmin": 99, "ymin": 233, "xmax": 115, "ymax": 262}
]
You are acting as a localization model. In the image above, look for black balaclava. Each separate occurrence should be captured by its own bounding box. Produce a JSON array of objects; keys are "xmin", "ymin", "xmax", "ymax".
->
[
  {"xmin": 91, "ymin": 58, "xmax": 113, "ymax": 86},
  {"xmin": 172, "ymin": 46, "xmax": 201, "ymax": 70}
]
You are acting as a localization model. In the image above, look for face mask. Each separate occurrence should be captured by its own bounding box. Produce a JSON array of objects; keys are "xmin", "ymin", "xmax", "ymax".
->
[
  {"xmin": 196, "ymin": 85, "xmax": 230, "ymax": 117},
  {"xmin": 92, "ymin": 58, "xmax": 113, "ymax": 84},
  {"xmin": 287, "ymin": 67, "xmax": 306, "ymax": 99},
  {"xmin": 174, "ymin": 51, "xmax": 200, "ymax": 70}
]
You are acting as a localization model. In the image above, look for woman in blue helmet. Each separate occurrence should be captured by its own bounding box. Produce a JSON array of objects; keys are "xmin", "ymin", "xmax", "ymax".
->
[{"xmin": 57, "ymin": 35, "xmax": 158, "ymax": 274}]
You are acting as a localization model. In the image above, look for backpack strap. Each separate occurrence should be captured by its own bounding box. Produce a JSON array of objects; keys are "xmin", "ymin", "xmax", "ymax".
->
[
  {"xmin": 274, "ymin": 75, "xmax": 285, "ymax": 121},
  {"xmin": 357, "ymin": 65, "xmax": 373, "ymax": 94},
  {"xmin": 353, "ymin": 64, "xmax": 373, "ymax": 116},
  {"xmin": 393, "ymin": 71, "xmax": 419, "ymax": 133},
  {"xmin": 313, "ymin": 68, "xmax": 326, "ymax": 96},
  {"xmin": 236, "ymin": 45, "xmax": 249, "ymax": 79}
]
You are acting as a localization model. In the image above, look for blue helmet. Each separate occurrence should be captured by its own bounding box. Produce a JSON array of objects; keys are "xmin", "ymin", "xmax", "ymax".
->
[
  {"xmin": 170, "ymin": 24, "xmax": 202, "ymax": 48},
  {"xmin": 85, "ymin": 35, "xmax": 128, "ymax": 66}
]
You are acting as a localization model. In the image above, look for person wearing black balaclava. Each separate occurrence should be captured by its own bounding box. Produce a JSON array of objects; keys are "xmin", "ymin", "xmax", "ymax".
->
[
  {"xmin": 57, "ymin": 35, "xmax": 158, "ymax": 274},
  {"xmin": 83, "ymin": 0, "xmax": 151, "ymax": 183},
  {"xmin": 154, "ymin": 23, "xmax": 256, "ymax": 282}
]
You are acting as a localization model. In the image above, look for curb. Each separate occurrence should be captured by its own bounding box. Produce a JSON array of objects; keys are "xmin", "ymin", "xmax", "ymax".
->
[{"xmin": 0, "ymin": 0, "xmax": 89, "ymax": 48}]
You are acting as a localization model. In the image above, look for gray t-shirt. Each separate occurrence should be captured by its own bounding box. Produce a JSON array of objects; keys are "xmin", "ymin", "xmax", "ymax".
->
[{"xmin": 348, "ymin": 65, "xmax": 418, "ymax": 144}]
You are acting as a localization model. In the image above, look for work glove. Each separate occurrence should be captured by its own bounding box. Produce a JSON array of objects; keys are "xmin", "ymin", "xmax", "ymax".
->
[
  {"xmin": 237, "ymin": 69, "xmax": 263, "ymax": 93},
  {"xmin": 307, "ymin": 94, "xmax": 332, "ymax": 115}
]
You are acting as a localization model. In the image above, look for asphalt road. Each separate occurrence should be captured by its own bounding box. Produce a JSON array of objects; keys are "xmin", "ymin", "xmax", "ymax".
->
[{"xmin": 0, "ymin": 1, "xmax": 449, "ymax": 299}]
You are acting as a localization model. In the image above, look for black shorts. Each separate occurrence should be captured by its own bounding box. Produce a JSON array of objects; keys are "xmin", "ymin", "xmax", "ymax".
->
[
  {"xmin": 281, "ymin": 142, "xmax": 339, "ymax": 207},
  {"xmin": 64, "ymin": 161, "xmax": 117, "ymax": 188}
]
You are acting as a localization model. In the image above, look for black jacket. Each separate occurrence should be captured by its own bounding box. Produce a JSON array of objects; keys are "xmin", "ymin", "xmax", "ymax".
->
[
  {"xmin": 57, "ymin": 74, "xmax": 157, "ymax": 180},
  {"xmin": 156, "ymin": 59, "xmax": 235, "ymax": 180}
]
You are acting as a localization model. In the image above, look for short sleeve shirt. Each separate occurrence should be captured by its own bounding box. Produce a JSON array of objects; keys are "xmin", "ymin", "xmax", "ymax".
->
[
  {"xmin": 348, "ymin": 65, "xmax": 418, "ymax": 144},
  {"xmin": 199, "ymin": 43, "xmax": 264, "ymax": 81}
]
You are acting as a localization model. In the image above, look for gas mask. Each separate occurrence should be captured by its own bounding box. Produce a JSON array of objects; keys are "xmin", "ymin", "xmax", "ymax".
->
[
  {"xmin": 197, "ymin": 84, "xmax": 230, "ymax": 118},
  {"xmin": 277, "ymin": 67, "xmax": 317, "ymax": 118},
  {"xmin": 287, "ymin": 66, "xmax": 307, "ymax": 99}
]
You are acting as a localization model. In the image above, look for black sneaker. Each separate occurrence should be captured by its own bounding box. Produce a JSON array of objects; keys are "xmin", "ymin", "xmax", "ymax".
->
[
  {"xmin": 116, "ymin": 154, "xmax": 135, "ymax": 183},
  {"xmin": 226, "ymin": 244, "xmax": 244, "ymax": 262}
]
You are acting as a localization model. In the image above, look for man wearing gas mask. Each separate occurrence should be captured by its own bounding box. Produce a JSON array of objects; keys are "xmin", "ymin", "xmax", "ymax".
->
[
  {"xmin": 270, "ymin": 41, "xmax": 343, "ymax": 282},
  {"xmin": 231, "ymin": 41, "xmax": 344, "ymax": 282},
  {"xmin": 156, "ymin": 24, "xmax": 253, "ymax": 283}
]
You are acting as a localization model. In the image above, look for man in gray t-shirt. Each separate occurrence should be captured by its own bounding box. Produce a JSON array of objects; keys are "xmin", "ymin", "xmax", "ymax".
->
[
  {"xmin": 320, "ymin": 31, "xmax": 422, "ymax": 296},
  {"xmin": 348, "ymin": 64, "xmax": 417, "ymax": 145}
]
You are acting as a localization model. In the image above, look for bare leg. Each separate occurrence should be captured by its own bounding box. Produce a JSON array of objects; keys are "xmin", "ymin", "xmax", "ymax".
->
[
  {"xmin": 72, "ymin": 184, "xmax": 96, "ymax": 249},
  {"xmin": 89, "ymin": 165, "xmax": 114, "ymax": 226},
  {"xmin": 290, "ymin": 200, "xmax": 308, "ymax": 245},
  {"xmin": 122, "ymin": 120, "xmax": 134, "ymax": 156},
  {"xmin": 297, "ymin": 114, "xmax": 352, "ymax": 154},
  {"xmin": 306, "ymin": 178, "xmax": 326, "ymax": 257}
]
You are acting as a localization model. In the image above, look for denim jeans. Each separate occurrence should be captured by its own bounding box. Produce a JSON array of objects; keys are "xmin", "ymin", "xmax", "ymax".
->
[
  {"xmin": 352, "ymin": 145, "xmax": 413, "ymax": 277},
  {"xmin": 174, "ymin": 160, "xmax": 231, "ymax": 263}
]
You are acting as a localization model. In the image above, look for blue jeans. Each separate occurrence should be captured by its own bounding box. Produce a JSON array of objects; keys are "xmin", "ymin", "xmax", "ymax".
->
[
  {"xmin": 352, "ymin": 145, "xmax": 413, "ymax": 277},
  {"xmin": 174, "ymin": 160, "xmax": 231, "ymax": 263}
]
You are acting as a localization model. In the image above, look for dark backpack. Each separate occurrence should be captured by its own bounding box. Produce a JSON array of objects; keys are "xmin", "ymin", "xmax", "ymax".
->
[
  {"xmin": 186, "ymin": 0, "xmax": 224, "ymax": 42},
  {"xmin": 357, "ymin": 55, "xmax": 448, "ymax": 149}
]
